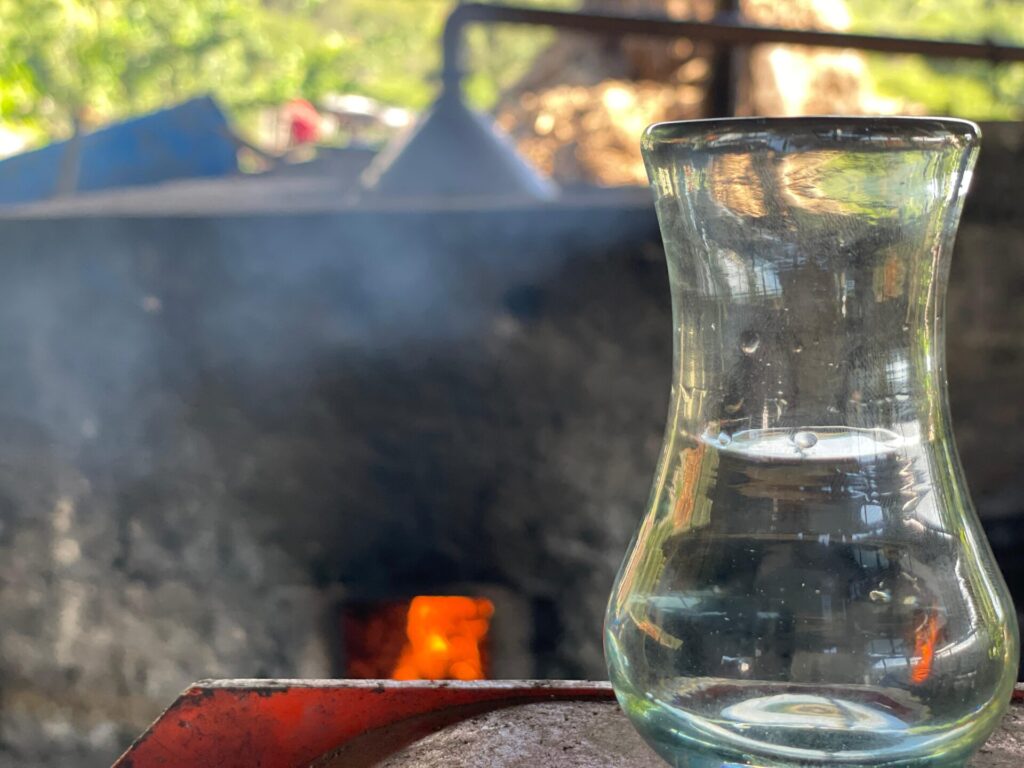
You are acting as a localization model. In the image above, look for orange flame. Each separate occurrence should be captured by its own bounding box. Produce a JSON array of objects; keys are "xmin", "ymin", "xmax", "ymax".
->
[
  {"xmin": 910, "ymin": 611, "xmax": 940, "ymax": 685},
  {"xmin": 391, "ymin": 596, "xmax": 494, "ymax": 680}
]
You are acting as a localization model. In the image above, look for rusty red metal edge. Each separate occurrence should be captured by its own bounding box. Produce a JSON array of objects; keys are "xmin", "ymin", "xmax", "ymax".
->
[
  {"xmin": 111, "ymin": 679, "xmax": 615, "ymax": 768},
  {"xmin": 112, "ymin": 680, "xmax": 1024, "ymax": 768}
]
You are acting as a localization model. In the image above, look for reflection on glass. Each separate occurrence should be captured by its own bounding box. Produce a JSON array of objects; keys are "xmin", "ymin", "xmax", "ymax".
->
[{"xmin": 606, "ymin": 118, "xmax": 1018, "ymax": 768}]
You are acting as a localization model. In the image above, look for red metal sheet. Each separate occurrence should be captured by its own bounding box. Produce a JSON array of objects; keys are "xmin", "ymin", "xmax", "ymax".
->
[
  {"xmin": 112, "ymin": 679, "xmax": 614, "ymax": 768},
  {"xmin": 112, "ymin": 680, "xmax": 1024, "ymax": 768}
]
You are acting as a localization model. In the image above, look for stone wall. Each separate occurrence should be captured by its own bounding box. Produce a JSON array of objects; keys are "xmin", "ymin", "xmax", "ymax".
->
[{"xmin": 0, "ymin": 201, "xmax": 660, "ymax": 766}]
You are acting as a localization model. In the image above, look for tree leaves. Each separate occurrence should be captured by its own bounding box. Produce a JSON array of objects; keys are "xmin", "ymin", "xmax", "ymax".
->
[
  {"xmin": 846, "ymin": 0, "xmax": 1024, "ymax": 119},
  {"xmin": 0, "ymin": 0, "xmax": 581, "ymax": 146},
  {"xmin": 0, "ymin": 0, "xmax": 358, "ymax": 141}
]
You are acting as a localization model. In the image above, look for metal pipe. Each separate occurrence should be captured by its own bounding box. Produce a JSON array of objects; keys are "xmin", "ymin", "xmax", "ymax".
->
[
  {"xmin": 707, "ymin": 0, "xmax": 740, "ymax": 117},
  {"xmin": 441, "ymin": 2, "xmax": 1024, "ymax": 95}
]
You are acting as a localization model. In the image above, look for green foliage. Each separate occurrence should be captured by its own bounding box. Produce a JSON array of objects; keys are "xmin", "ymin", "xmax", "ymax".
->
[
  {"xmin": 313, "ymin": 0, "xmax": 578, "ymax": 110},
  {"xmin": 3, "ymin": 0, "xmax": 1020, "ymax": 149},
  {"xmin": 845, "ymin": 0, "xmax": 1024, "ymax": 119},
  {"xmin": 0, "ymin": 0, "xmax": 356, "ymax": 141},
  {"xmin": 462, "ymin": 0, "xmax": 580, "ymax": 108},
  {"xmin": 0, "ymin": 0, "xmax": 580, "ymax": 145},
  {"xmin": 312, "ymin": 0, "xmax": 451, "ymax": 111}
]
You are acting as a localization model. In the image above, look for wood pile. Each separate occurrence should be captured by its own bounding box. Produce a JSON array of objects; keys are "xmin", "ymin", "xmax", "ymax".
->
[{"xmin": 496, "ymin": 0, "xmax": 911, "ymax": 186}]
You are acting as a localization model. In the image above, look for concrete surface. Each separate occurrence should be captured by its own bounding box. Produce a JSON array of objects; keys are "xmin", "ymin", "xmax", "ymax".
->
[{"xmin": 327, "ymin": 698, "xmax": 1024, "ymax": 767}]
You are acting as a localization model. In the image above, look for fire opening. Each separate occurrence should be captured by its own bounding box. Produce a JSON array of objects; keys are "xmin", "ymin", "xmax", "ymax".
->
[{"xmin": 341, "ymin": 595, "xmax": 494, "ymax": 680}]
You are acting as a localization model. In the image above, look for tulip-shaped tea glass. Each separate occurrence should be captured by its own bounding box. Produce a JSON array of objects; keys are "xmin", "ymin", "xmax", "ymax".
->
[{"xmin": 605, "ymin": 118, "xmax": 1018, "ymax": 768}]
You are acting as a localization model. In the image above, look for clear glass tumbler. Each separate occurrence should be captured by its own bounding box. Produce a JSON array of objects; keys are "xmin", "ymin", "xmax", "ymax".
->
[{"xmin": 605, "ymin": 117, "xmax": 1018, "ymax": 768}]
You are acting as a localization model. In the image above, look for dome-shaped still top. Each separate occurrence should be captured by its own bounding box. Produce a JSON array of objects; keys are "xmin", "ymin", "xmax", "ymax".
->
[{"xmin": 361, "ymin": 89, "xmax": 558, "ymax": 201}]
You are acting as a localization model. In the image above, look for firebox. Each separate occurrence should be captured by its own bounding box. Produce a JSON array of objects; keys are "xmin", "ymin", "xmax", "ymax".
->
[{"xmin": 335, "ymin": 586, "xmax": 531, "ymax": 680}]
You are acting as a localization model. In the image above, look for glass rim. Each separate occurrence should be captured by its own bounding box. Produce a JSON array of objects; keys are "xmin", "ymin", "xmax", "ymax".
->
[{"xmin": 643, "ymin": 115, "xmax": 980, "ymax": 152}]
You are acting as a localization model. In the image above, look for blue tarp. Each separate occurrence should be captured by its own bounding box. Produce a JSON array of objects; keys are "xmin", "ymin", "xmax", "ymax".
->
[{"xmin": 0, "ymin": 96, "xmax": 238, "ymax": 206}]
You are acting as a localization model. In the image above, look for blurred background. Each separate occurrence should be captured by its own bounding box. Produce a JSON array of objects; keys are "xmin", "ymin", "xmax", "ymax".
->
[{"xmin": 0, "ymin": 1, "xmax": 1023, "ymax": 766}]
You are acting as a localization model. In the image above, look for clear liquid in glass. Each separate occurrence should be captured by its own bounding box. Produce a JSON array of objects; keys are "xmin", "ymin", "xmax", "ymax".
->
[
  {"xmin": 607, "ymin": 117, "xmax": 1017, "ymax": 768},
  {"xmin": 607, "ymin": 427, "xmax": 1008, "ymax": 767}
]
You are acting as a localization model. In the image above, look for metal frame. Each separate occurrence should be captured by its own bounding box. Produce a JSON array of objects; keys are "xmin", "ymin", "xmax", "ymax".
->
[{"xmin": 441, "ymin": 2, "xmax": 1024, "ymax": 111}]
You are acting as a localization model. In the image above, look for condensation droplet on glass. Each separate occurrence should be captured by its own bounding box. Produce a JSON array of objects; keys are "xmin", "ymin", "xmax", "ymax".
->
[
  {"xmin": 792, "ymin": 341, "xmax": 804, "ymax": 353},
  {"xmin": 792, "ymin": 430, "xmax": 818, "ymax": 450},
  {"xmin": 739, "ymin": 330, "xmax": 760, "ymax": 354}
]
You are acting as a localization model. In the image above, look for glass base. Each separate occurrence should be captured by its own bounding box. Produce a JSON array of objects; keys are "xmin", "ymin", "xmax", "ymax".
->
[
  {"xmin": 644, "ymin": 749, "xmax": 967, "ymax": 768},
  {"xmin": 616, "ymin": 684, "xmax": 977, "ymax": 768},
  {"xmin": 639, "ymin": 735, "xmax": 969, "ymax": 768}
]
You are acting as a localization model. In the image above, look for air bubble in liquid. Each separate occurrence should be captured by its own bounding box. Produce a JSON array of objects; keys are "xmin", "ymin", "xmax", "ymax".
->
[
  {"xmin": 792, "ymin": 431, "xmax": 818, "ymax": 450},
  {"xmin": 739, "ymin": 331, "xmax": 760, "ymax": 354}
]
